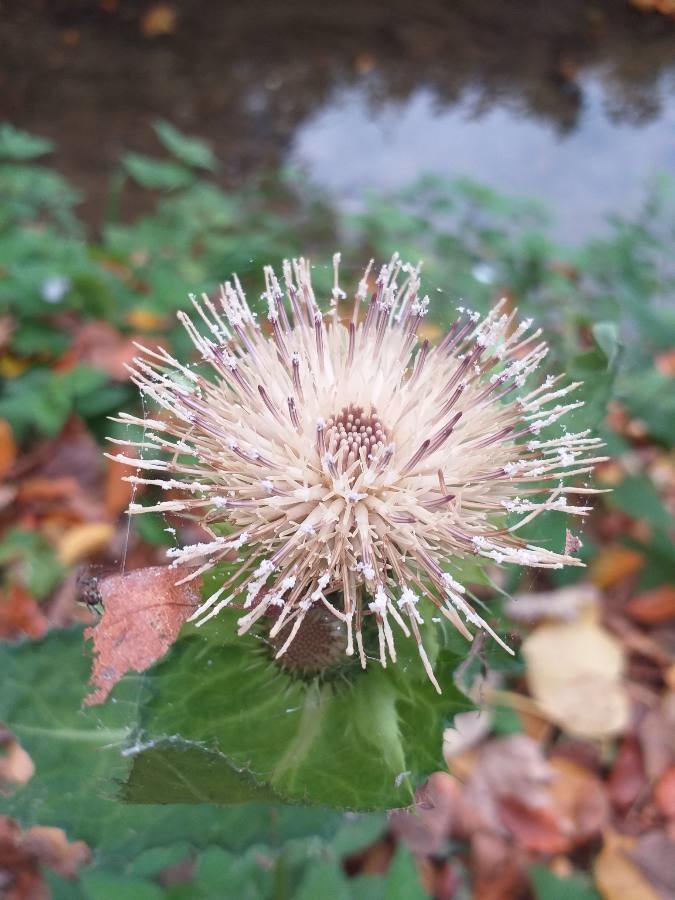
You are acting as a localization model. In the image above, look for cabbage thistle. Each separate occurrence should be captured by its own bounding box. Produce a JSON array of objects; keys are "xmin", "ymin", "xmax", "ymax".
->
[{"xmin": 110, "ymin": 255, "xmax": 603, "ymax": 692}]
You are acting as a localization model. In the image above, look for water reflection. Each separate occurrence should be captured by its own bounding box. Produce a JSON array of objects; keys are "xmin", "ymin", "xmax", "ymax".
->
[
  {"xmin": 292, "ymin": 73, "xmax": 675, "ymax": 241},
  {"xmin": 3, "ymin": 0, "xmax": 675, "ymax": 236}
]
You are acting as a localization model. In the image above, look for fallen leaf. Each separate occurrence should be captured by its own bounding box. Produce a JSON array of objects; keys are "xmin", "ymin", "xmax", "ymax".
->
[
  {"xmin": 0, "ymin": 583, "xmax": 48, "ymax": 640},
  {"xmin": 56, "ymin": 522, "xmax": 115, "ymax": 565},
  {"xmin": 71, "ymin": 321, "xmax": 143, "ymax": 381},
  {"xmin": 548, "ymin": 757, "xmax": 610, "ymax": 845},
  {"xmin": 104, "ymin": 451, "xmax": 136, "ymax": 518},
  {"xmin": 655, "ymin": 767, "xmax": 675, "ymax": 819},
  {"xmin": 498, "ymin": 796, "xmax": 568, "ymax": 854},
  {"xmin": 20, "ymin": 826, "xmax": 91, "ymax": 879},
  {"xmin": 0, "ymin": 816, "xmax": 44, "ymax": 900},
  {"xmin": 638, "ymin": 691, "xmax": 675, "ymax": 780},
  {"xmin": 522, "ymin": 620, "xmax": 630, "ymax": 739},
  {"xmin": 463, "ymin": 735, "xmax": 555, "ymax": 837},
  {"xmin": 629, "ymin": 831, "xmax": 675, "ymax": 896},
  {"xmin": 141, "ymin": 3, "xmax": 177, "ymax": 36},
  {"xmin": 471, "ymin": 831, "xmax": 526, "ymax": 900},
  {"xmin": 84, "ymin": 566, "xmax": 200, "ymax": 705},
  {"xmin": 0, "ymin": 816, "xmax": 91, "ymax": 899},
  {"xmin": 591, "ymin": 545, "xmax": 645, "ymax": 589},
  {"xmin": 126, "ymin": 308, "xmax": 168, "ymax": 331},
  {"xmin": 0, "ymin": 727, "xmax": 34, "ymax": 794},
  {"xmin": 39, "ymin": 419, "xmax": 102, "ymax": 491},
  {"xmin": 594, "ymin": 831, "xmax": 661, "ymax": 900},
  {"xmin": 0, "ymin": 419, "xmax": 16, "ymax": 478},
  {"xmin": 389, "ymin": 771, "xmax": 466, "ymax": 855},
  {"xmin": 626, "ymin": 586, "xmax": 675, "ymax": 625},
  {"xmin": 609, "ymin": 736, "xmax": 648, "ymax": 812}
]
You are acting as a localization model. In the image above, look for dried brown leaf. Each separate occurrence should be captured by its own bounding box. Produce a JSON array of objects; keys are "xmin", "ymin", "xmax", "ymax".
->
[
  {"xmin": 0, "ymin": 583, "xmax": 49, "ymax": 640},
  {"xmin": 548, "ymin": 757, "xmax": 610, "ymax": 846},
  {"xmin": 0, "ymin": 816, "xmax": 91, "ymax": 900},
  {"xmin": 609, "ymin": 736, "xmax": 648, "ymax": 812},
  {"xmin": 0, "ymin": 419, "xmax": 17, "ymax": 479},
  {"xmin": 84, "ymin": 566, "xmax": 200, "ymax": 706}
]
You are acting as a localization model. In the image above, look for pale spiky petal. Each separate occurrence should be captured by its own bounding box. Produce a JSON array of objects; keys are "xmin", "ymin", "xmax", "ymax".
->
[{"xmin": 110, "ymin": 254, "xmax": 604, "ymax": 692}]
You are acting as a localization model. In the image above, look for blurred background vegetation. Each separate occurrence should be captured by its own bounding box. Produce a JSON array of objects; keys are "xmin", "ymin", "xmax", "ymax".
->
[{"xmin": 1, "ymin": 2, "xmax": 675, "ymax": 899}]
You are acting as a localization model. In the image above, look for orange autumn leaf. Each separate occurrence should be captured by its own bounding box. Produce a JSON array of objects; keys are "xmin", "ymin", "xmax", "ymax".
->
[
  {"xmin": 626, "ymin": 585, "xmax": 675, "ymax": 625},
  {"xmin": 590, "ymin": 545, "xmax": 645, "ymax": 589},
  {"xmin": 0, "ymin": 420, "xmax": 16, "ymax": 478},
  {"xmin": 104, "ymin": 451, "xmax": 139, "ymax": 518},
  {"xmin": 56, "ymin": 522, "xmax": 115, "ymax": 566},
  {"xmin": 84, "ymin": 566, "xmax": 200, "ymax": 706},
  {"xmin": 0, "ymin": 583, "xmax": 48, "ymax": 640},
  {"xmin": 125, "ymin": 308, "xmax": 168, "ymax": 331}
]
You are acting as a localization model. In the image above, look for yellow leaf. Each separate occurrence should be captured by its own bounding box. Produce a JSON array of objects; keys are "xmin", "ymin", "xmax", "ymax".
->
[
  {"xmin": 591, "ymin": 545, "xmax": 645, "ymax": 589},
  {"xmin": 594, "ymin": 831, "xmax": 660, "ymax": 900},
  {"xmin": 522, "ymin": 620, "xmax": 630, "ymax": 739},
  {"xmin": 126, "ymin": 308, "xmax": 168, "ymax": 331},
  {"xmin": 57, "ymin": 523, "xmax": 115, "ymax": 565}
]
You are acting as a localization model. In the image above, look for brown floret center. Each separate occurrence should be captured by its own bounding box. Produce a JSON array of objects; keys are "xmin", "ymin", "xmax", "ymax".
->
[
  {"xmin": 268, "ymin": 605, "xmax": 348, "ymax": 675},
  {"xmin": 325, "ymin": 404, "xmax": 390, "ymax": 467}
]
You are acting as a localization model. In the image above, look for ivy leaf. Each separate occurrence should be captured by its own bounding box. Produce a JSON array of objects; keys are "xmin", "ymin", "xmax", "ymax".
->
[
  {"xmin": 125, "ymin": 609, "xmax": 471, "ymax": 810},
  {"xmin": 153, "ymin": 121, "xmax": 217, "ymax": 171}
]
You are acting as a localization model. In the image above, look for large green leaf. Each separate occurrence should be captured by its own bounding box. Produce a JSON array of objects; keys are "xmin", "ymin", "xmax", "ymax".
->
[
  {"xmin": 0, "ymin": 630, "xmax": 379, "ymax": 865},
  {"xmin": 125, "ymin": 608, "xmax": 471, "ymax": 811}
]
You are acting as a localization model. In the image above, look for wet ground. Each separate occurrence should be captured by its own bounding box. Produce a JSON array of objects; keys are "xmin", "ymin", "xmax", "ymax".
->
[{"xmin": 3, "ymin": 0, "xmax": 675, "ymax": 240}]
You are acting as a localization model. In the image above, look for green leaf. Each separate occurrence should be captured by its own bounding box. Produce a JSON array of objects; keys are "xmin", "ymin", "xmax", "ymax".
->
[
  {"xmin": 153, "ymin": 121, "xmax": 217, "ymax": 171},
  {"xmin": 530, "ymin": 865, "xmax": 600, "ymax": 900},
  {"xmin": 620, "ymin": 369, "xmax": 675, "ymax": 445},
  {"xmin": 610, "ymin": 474, "xmax": 672, "ymax": 531},
  {"xmin": 591, "ymin": 321, "xmax": 620, "ymax": 369},
  {"xmin": 125, "ymin": 609, "xmax": 470, "ymax": 810},
  {"xmin": 0, "ymin": 630, "xmax": 378, "ymax": 868},
  {"xmin": 122, "ymin": 153, "xmax": 195, "ymax": 191},
  {"xmin": 564, "ymin": 326, "xmax": 620, "ymax": 432},
  {"xmin": 0, "ymin": 125, "xmax": 54, "ymax": 160},
  {"xmin": 0, "ymin": 527, "xmax": 65, "ymax": 600}
]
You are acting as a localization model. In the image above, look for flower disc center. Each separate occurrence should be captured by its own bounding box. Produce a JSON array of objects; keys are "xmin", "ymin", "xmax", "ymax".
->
[
  {"xmin": 268, "ymin": 605, "xmax": 348, "ymax": 676},
  {"xmin": 325, "ymin": 404, "xmax": 390, "ymax": 471}
]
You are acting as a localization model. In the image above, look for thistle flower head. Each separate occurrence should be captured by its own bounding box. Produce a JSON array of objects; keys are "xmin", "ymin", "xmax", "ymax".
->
[{"xmin": 111, "ymin": 254, "xmax": 604, "ymax": 692}]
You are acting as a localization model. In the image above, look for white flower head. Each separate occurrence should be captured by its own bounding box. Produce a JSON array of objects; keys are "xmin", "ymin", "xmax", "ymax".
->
[{"xmin": 111, "ymin": 255, "xmax": 604, "ymax": 692}]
